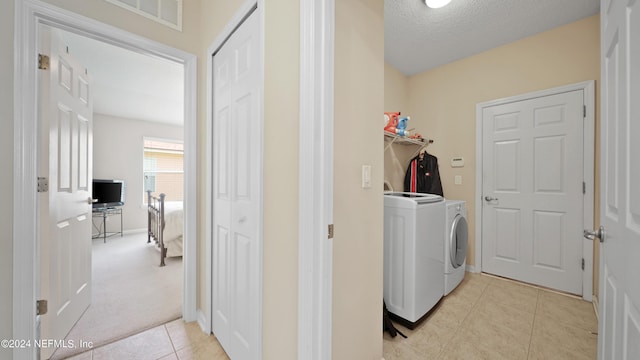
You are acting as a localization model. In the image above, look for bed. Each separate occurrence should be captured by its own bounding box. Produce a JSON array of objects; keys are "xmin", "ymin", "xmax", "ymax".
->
[{"xmin": 147, "ymin": 191, "xmax": 183, "ymax": 266}]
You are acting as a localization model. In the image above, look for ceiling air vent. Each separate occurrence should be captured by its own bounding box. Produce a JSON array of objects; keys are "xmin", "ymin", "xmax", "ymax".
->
[{"xmin": 105, "ymin": 0, "xmax": 182, "ymax": 31}]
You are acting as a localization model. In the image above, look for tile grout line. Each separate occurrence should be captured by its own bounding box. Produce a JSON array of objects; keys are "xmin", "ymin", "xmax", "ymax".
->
[
  {"xmin": 526, "ymin": 289, "xmax": 541, "ymax": 360},
  {"xmin": 162, "ymin": 324, "xmax": 179, "ymax": 359},
  {"xmin": 436, "ymin": 277, "xmax": 493, "ymax": 359}
]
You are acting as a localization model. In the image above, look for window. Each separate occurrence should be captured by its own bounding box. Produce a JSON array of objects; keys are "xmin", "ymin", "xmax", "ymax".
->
[
  {"xmin": 105, "ymin": 0, "xmax": 183, "ymax": 31},
  {"xmin": 143, "ymin": 138, "xmax": 183, "ymax": 202}
]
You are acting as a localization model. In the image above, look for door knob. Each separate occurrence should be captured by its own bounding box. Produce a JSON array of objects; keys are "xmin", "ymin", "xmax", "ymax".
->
[
  {"xmin": 484, "ymin": 196, "xmax": 498, "ymax": 202},
  {"xmin": 584, "ymin": 226, "xmax": 605, "ymax": 243}
]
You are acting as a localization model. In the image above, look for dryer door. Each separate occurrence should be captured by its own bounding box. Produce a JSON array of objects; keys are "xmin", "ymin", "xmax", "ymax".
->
[{"xmin": 450, "ymin": 215, "xmax": 468, "ymax": 268}]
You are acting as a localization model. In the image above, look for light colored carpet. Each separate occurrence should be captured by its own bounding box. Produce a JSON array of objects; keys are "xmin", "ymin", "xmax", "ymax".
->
[{"xmin": 52, "ymin": 232, "xmax": 183, "ymax": 359}]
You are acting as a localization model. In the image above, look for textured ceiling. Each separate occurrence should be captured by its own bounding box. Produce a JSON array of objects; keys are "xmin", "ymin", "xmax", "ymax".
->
[
  {"xmin": 385, "ymin": 0, "xmax": 600, "ymax": 76},
  {"xmin": 59, "ymin": 30, "xmax": 184, "ymax": 126}
]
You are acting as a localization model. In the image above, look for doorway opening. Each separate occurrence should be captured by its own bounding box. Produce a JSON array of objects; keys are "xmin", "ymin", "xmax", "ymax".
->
[
  {"xmin": 13, "ymin": 2, "xmax": 197, "ymax": 359},
  {"xmin": 49, "ymin": 26, "xmax": 187, "ymax": 359},
  {"xmin": 474, "ymin": 81, "xmax": 595, "ymax": 300}
]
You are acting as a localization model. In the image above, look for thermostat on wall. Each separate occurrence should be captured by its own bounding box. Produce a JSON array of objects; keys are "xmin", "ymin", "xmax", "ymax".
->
[{"xmin": 451, "ymin": 157, "xmax": 464, "ymax": 168}]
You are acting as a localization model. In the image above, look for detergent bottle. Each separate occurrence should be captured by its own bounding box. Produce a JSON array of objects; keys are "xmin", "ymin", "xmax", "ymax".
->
[
  {"xmin": 384, "ymin": 112, "xmax": 400, "ymax": 133},
  {"xmin": 395, "ymin": 116, "xmax": 411, "ymax": 137}
]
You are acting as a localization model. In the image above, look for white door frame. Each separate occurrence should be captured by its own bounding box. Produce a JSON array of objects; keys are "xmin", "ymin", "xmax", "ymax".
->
[
  {"xmin": 13, "ymin": 2, "xmax": 197, "ymax": 359},
  {"xmin": 298, "ymin": 0, "xmax": 334, "ymax": 359},
  {"xmin": 475, "ymin": 81, "xmax": 595, "ymax": 301}
]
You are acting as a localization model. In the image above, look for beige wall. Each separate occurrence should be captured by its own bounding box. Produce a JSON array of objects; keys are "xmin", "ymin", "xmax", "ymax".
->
[
  {"xmin": 406, "ymin": 15, "xmax": 600, "ymax": 291},
  {"xmin": 384, "ymin": 62, "xmax": 417, "ymax": 192},
  {"xmin": 333, "ymin": 0, "xmax": 384, "ymax": 359},
  {"xmin": 0, "ymin": 1, "xmax": 15, "ymax": 358},
  {"xmin": 384, "ymin": 62, "xmax": 409, "ymax": 112},
  {"xmin": 262, "ymin": 0, "xmax": 300, "ymax": 358}
]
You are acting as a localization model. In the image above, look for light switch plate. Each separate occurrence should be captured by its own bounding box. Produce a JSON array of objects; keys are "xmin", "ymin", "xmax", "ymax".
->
[
  {"xmin": 454, "ymin": 175, "xmax": 462, "ymax": 185},
  {"xmin": 362, "ymin": 165, "xmax": 372, "ymax": 189}
]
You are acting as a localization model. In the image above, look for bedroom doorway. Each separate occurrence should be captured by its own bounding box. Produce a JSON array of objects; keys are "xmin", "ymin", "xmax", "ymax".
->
[
  {"xmin": 50, "ymin": 28, "xmax": 188, "ymax": 359},
  {"xmin": 13, "ymin": 2, "xmax": 197, "ymax": 359},
  {"xmin": 42, "ymin": 25, "xmax": 188, "ymax": 360}
]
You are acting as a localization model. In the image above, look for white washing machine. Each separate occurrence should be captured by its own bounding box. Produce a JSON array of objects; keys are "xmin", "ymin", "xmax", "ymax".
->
[
  {"xmin": 444, "ymin": 200, "xmax": 468, "ymax": 295},
  {"xmin": 384, "ymin": 192, "xmax": 445, "ymax": 328}
]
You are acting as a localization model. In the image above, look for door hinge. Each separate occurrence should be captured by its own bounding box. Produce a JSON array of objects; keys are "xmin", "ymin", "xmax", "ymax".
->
[
  {"xmin": 37, "ymin": 177, "xmax": 49, "ymax": 193},
  {"xmin": 583, "ymin": 105, "xmax": 586, "ymax": 118},
  {"xmin": 36, "ymin": 299, "xmax": 48, "ymax": 316},
  {"xmin": 582, "ymin": 258, "xmax": 585, "ymax": 271},
  {"xmin": 328, "ymin": 224, "xmax": 334, "ymax": 239},
  {"xmin": 38, "ymin": 54, "xmax": 50, "ymax": 70},
  {"xmin": 583, "ymin": 181, "xmax": 586, "ymax": 194}
]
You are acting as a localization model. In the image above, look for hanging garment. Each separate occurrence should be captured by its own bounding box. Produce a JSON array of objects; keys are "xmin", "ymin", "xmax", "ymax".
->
[{"xmin": 404, "ymin": 151, "xmax": 444, "ymax": 196}]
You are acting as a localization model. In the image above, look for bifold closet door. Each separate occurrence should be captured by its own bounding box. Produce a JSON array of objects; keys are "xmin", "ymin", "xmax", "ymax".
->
[{"xmin": 211, "ymin": 9, "xmax": 261, "ymax": 360}]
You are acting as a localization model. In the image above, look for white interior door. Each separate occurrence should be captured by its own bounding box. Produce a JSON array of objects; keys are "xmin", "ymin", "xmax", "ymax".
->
[
  {"xmin": 38, "ymin": 25, "xmax": 93, "ymax": 359},
  {"xmin": 481, "ymin": 90, "xmax": 584, "ymax": 294},
  {"xmin": 598, "ymin": 0, "xmax": 640, "ymax": 358},
  {"xmin": 212, "ymin": 9, "xmax": 261, "ymax": 360}
]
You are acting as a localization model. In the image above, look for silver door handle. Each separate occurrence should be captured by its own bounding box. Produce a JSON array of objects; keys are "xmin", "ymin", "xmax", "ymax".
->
[
  {"xmin": 584, "ymin": 226, "xmax": 605, "ymax": 243},
  {"xmin": 88, "ymin": 197, "xmax": 96, "ymax": 204},
  {"xmin": 485, "ymin": 196, "xmax": 498, "ymax": 202}
]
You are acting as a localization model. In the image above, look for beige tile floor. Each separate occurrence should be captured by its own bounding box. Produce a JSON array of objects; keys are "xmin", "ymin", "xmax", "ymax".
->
[
  {"xmin": 64, "ymin": 273, "xmax": 597, "ymax": 360},
  {"xmin": 64, "ymin": 319, "xmax": 229, "ymax": 360},
  {"xmin": 384, "ymin": 273, "xmax": 598, "ymax": 360}
]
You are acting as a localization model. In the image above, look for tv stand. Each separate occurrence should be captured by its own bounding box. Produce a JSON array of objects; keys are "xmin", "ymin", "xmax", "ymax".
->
[{"xmin": 92, "ymin": 206, "xmax": 123, "ymax": 242}]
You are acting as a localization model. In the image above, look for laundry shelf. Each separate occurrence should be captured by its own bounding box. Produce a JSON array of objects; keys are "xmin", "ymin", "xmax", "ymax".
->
[{"xmin": 384, "ymin": 132, "xmax": 433, "ymax": 155}]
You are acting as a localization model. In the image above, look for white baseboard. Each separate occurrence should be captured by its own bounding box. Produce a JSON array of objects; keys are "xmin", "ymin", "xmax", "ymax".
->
[
  {"xmin": 91, "ymin": 229, "xmax": 146, "ymax": 236},
  {"xmin": 91, "ymin": 228, "xmax": 146, "ymax": 239},
  {"xmin": 197, "ymin": 309, "xmax": 210, "ymax": 334},
  {"xmin": 123, "ymin": 228, "xmax": 147, "ymax": 235}
]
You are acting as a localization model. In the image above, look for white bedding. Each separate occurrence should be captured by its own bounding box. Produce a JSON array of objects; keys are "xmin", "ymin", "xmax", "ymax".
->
[{"xmin": 152, "ymin": 200, "xmax": 183, "ymax": 257}]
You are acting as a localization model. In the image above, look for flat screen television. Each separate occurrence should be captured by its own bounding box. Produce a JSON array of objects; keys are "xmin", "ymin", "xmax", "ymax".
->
[{"xmin": 92, "ymin": 179, "xmax": 125, "ymax": 208}]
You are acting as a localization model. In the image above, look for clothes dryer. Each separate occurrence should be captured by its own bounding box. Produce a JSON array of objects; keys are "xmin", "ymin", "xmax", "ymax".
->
[
  {"xmin": 384, "ymin": 192, "xmax": 445, "ymax": 328},
  {"xmin": 444, "ymin": 200, "xmax": 468, "ymax": 295}
]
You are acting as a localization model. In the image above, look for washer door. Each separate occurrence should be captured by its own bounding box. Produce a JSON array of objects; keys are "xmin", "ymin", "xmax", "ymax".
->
[{"xmin": 450, "ymin": 215, "xmax": 468, "ymax": 268}]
